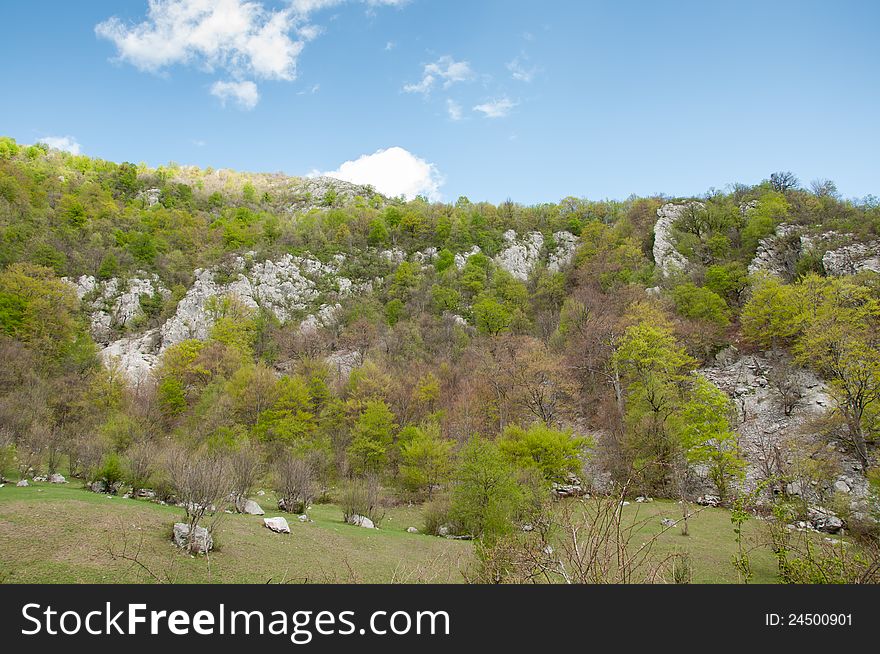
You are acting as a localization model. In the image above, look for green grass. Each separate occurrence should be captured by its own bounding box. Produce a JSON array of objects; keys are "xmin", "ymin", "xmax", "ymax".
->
[
  {"xmin": 0, "ymin": 482, "xmax": 470, "ymax": 584},
  {"xmin": 0, "ymin": 482, "xmax": 783, "ymax": 584}
]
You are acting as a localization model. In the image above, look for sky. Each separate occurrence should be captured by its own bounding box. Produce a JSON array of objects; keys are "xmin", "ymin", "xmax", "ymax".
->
[{"xmin": 1, "ymin": 0, "xmax": 878, "ymax": 204}]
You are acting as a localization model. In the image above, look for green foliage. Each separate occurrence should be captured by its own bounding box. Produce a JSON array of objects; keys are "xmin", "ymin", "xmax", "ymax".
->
[
  {"xmin": 450, "ymin": 436, "xmax": 524, "ymax": 543},
  {"xmin": 399, "ymin": 423, "xmax": 454, "ymax": 496},
  {"xmin": 347, "ymin": 400, "xmax": 397, "ymax": 475},
  {"xmin": 498, "ymin": 422, "xmax": 588, "ymax": 483},
  {"xmin": 473, "ymin": 294, "xmax": 511, "ymax": 335},
  {"xmin": 671, "ymin": 282, "xmax": 729, "ymax": 326}
]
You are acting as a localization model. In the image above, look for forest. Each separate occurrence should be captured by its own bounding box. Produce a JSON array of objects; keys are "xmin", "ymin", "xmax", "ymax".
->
[{"xmin": 1, "ymin": 136, "xmax": 880, "ymax": 583}]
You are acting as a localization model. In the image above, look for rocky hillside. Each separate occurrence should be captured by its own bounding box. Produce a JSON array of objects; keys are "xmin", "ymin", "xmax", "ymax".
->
[{"xmin": 1, "ymin": 137, "xmax": 879, "ymax": 554}]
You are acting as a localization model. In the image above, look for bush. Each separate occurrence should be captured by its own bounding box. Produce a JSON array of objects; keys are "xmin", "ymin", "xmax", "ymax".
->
[
  {"xmin": 422, "ymin": 494, "xmax": 453, "ymax": 536},
  {"xmin": 340, "ymin": 476, "xmax": 386, "ymax": 527},
  {"xmin": 96, "ymin": 452, "xmax": 125, "ymax": 491},
  {"xmin": 274, "ymin": 453, "xmax": 314, "ymax": 514}
]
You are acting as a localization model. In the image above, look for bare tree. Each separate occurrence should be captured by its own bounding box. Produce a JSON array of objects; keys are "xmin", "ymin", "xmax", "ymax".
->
[
  {"xmin": 125, "ymin": 441, "xmax": 156, "ymax": 496},
  {"xmin": 230, "ymin": 441, "xmax": 265, "ymax": 509},
  {"xmin": 768, "ymin": 355, "xmax": 806, "ymax": 416},
  {"xmin": 164, "ymin": 447, "xmax": 231, "ymax": 553},
  {"xmin": 810, "ymin": 178, "xmax": 839, "ymax": 199},
  {"xmin": 769, "ymin": 171, "xmax": 800, "ymax": 193},
  {"xmin": 274, "ymin": 452, "xmax": 315, "ymax": 514}
]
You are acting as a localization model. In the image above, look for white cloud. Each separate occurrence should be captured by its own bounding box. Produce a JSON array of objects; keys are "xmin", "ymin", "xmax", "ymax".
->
[
  {"xmin": 473, "ymin": 97, "xmax": 517, "ymax": 119},
  {"xmin": 298, "ymin": 83, "xmax": 321, "ymax": 95},
  {"xmin": 38, "ymin": 136, "xmax": 81, "ymax": 155},
  {"xmin": 403, "ymin": 55, "xmax": 474, "ymax": 94},
  {"xmin": 507, "ymin": 55, "xmax": 539, "ymax": 82},
  {"xmin": 96, "ymin": 0, "xmax": 406, "ymax": 107},
  {"xmin": 446, "ymin": 99, "xmax": 463, "ymax": 121},
  {"xmin": 315, "ymin": 146, "xmax": 444, "ymax": 201},
  {"xmin": 210, "ymin": 79, "xmax": 260, "ymax": 109}
]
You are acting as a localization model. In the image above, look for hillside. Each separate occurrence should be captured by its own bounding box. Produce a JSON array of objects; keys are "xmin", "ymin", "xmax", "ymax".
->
[{"xmin": 1, "ymin": 137, "xmax": 879, "ymax": 583}]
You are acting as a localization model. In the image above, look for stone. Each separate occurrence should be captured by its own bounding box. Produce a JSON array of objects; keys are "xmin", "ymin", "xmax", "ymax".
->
[
  {"xmin": 16, "ymin": 480, "xmax": 28, "ymax": 487},
  {"xmin": 90, "ymin": 481, "xmax": 107, "ymax": 493},
  {"xmin": 347, "ymin": 514, "xmax": 375, "ymax": 529},
  {"xmin": 654, "ymin": 203, "xmax": 701, "ymax": 276},
  {"xmin": 808, "ymin": 507, "xmax": 844, "ymax": 534},
  {"xmin": 298, "ymin": 514, "xmax": 309, "ymax": 523},
  {"xmin": 547, "ymin": 231, "xmax": 580, "ymax": 273},
  {"xmin": 661, "ymin": 518, "xmax": 677, "ymax": 528},
  {"xmin": 48, "ymin": 473, "xmax": 66, "ymax": 484},
  {"xmin": 697, "ymin": 494, "xmax": 721, "ymax": 507},
  {"xmin": 264, "ymin": 517, "xmax": 291, "ymax": 534},
  {"xmin": 406, "ymin": 527, "xmax": 419, "ymax": 534},
  {"xmin": 33, "ymin": 475, "xmax": 47, "ymax": 482},
  {"xmin": 172, "ymin": 523, "xmax": 213, "ymax": 553},
  {"xmin": 823, "ymin": 241, "xmax": 880, "ymax": 276},
  {"xmin": 237, "ymin": 498, "xmax": 265, "ymax": 515},
  {"xmin": 437, "ymin": 525, "xmax": 450, "ymax": 537},
  {"xmin": 494, "ymin": 231, "xmax": 544, "ymax": 281},
  {"xmin": 833, "ymin": 480, "xmax": 851, "ymax": 494}
]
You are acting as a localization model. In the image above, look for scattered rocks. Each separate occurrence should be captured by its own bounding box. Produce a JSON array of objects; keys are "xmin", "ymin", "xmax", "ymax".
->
[
  {"xmin": 172, "ymin": 523, "xmax": 213, "ymax": 553},
  {"xmin": 264, "ymin": 517, "xmax": 291, "ymax": 534},
  {"xmin": 635, "ymin": 496, "xmax": 653, "ymax": 503},
  {"xmin": 807, "ymin": 507, "xmax": 844, "ymax": 534},
  {"xmin": 696, "ymin": 494, "xmax": 721, "ymax": 507},
  {"xmin": 347, "ymin": 514, "xmax": 375, "ymax": 529},
  {"xmin": 551, "ymin": 474, "xmax": 587, "ymax": 498}
]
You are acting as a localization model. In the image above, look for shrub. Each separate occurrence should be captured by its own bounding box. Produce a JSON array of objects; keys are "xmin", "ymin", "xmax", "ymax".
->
[{"xmin": 340, "ymin": 476, "xmax": 386, "ymax": 527}]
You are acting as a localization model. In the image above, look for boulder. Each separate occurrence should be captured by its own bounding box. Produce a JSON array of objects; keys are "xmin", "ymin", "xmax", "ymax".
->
[
  {"xmin": 406, "ymin": 527, "xmax": 419, "ymax": 534},
  {"xmin": 437, "ymin": 525, "xmax": 450, "ymax": 537},
  {"xmin": 90, "ymin": 480, "xmax": 107, "ymax": 494},
  {"xmin": 16, "ymin": 480, "xmax": 29, "ymax": 487},
  {"xmin": 172, "ymin": 523, "xmax": 213, "ymax": 553},
  {"xmin": 808, "ymin": 507, "xmax": 844, "ymax": 534},
  {"xmin": 833, "ymin": 480, "xmax": 851, "ymax": 494},
  {"xmin": 298, "ymin": 514, "xmax": 310, "ymax": 523},
  {"xmin": 264, "ymin": 517, "xmax": 291, "ymax": 534},
  {"xmin": 697, "ymin": 494, "xmax": 721, "ymax": 507},
  {"xmin": 347, "ymin": 514, "xmax": 375, "ymax": 529},
  {"xmin": 236, "ymin": 498, "xmax": 265, "ymax": 515},
  {"xmin": 33, "ymin": 475, "xmax": 47, "ymax": 482},
  {"xmin": 49, "ymin": 473, "xmax": 66, "ymax": 484},
  {"xmin": 661, "ymin": 518, "xmax": 677, "ymax": 528}
]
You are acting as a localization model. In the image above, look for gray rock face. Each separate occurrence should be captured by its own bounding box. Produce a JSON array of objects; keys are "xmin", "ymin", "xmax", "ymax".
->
[
  {"xmin": 172, "ymin": 522, "xmax": 213, "ymax": 553},
  {"xmin": 64, "ymin": 273, "xmax": 170, "ymax": 344},
  {"xmin": 100, "ymin": 328, "xmax": 162, "ymax": 384},
  {"xmin": 454, "ymin": 246, "xmax": 482, "ymax": 270},
  {"xmin": 264, "ymin": 516, "xmax": 291, "ymax": 534},
  {"xmin": 289, "ymin": 176, "xmax": 379, "ymax": 213},
  {"xmin": 748, "ymin": 223, "xmax": 802, "ymax": 278},
  {"xmin": 494, "ymin": 230, "xmax": 544, "ymax": 281},
  {"xmin": 347, "ymin": 514, "xmax": 375, "ymax": 529},
  {"xmin": 822, "ymin": 241, "xmax": 880, "ymax": 276},
  {"xmin": 547, "ymin": 231, "xmax": 580, "ymax": 273},
  {"xmin": 653, "ymin": 203, "xmax": 700, "ymax": 277}
]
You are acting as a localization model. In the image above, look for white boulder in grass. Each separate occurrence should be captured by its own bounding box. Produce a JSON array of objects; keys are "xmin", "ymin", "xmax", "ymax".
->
[
  {"xmin": 347, "ymin": 514, "xmax": 375, "ymax": 529},
  {"xmin": 172, "ymin": 523, "xmax": 213, "ymax": 553},
  {"xmin": 264, "ymin": 517, "xmax": 291, "ymax": 534},
  {"xmin": 236, "ymin": 497, "xmax": 265, "ymax": 515},
  {"xmin": 16, "ymin": 480, "xmax": 29, "ymax": 487}
]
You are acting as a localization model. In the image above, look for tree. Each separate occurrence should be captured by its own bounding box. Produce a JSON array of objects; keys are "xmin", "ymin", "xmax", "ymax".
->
[
  {"xmin": 347, "ymin": 400, "xmax": 396, "ymax": 475},
  {"xmin": 274, "ymin": 451, "xmax": 315, "ymax": 514},
  {"xmin": 498, "ymin": 422, "xmax": 588, "ymax": 483},
  {"xmin": 672, "ymin": 376, "xmax": 745, "ymax": 503},
  {"xmin": 399, "ymin": 423, "xmax": 453, "ymax": 497},
  {"xmin": 769, "ymin": 171, "xmax": 799, "ymax": 193},
  {"xmin": 473, "ymin": 295, "xmax": 511, "ymax": 336},
  {"xmin": 671, "ymin": 282, "xmax": 729, "ymax": 326},
  {"xmin": 450, "ymin": 436, "xmax": 524, "ymax": 543},
  {"xmin": 165, "ymin": 448, "xmax": 231, "ymax": 554}
]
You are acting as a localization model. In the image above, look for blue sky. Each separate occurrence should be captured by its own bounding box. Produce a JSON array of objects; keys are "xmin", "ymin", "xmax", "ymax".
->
[{"xmin": 1, "ymin": 0, "xmax": 878, "ymax": 204}]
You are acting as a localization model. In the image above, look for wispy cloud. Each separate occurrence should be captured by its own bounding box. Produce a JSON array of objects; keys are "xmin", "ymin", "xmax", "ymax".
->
[
  {"xmin": 507, "ymin": 54, "xmax": 540, "ymax": 83},
  {"xmin": 403, "ymin": 55, "xmax": 475, "ymax": 95},
  {"xmin": 473, "ymin": 97, "xmax": 517, "ymax": 119},
  {"xmin": 446, "ymin": 99, "xmax": 463, "ymax": 121},
  {"xmin": 210, "ymin": 80, "xmax": 260, "ymax": 110}
]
